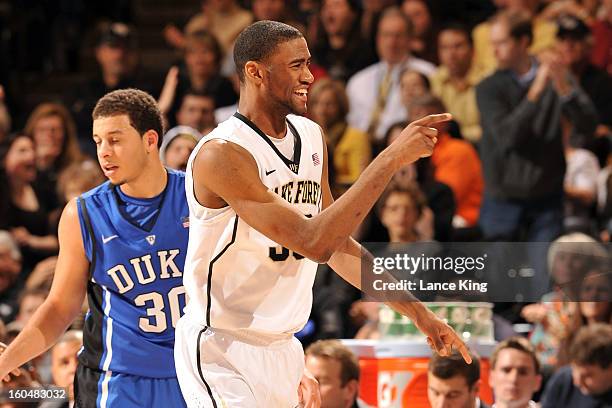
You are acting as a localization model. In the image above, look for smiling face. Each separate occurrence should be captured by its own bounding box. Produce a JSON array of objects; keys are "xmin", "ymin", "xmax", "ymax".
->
[
  {"xmin": 4, "ymin": 136, "xmax": 37, "ymax": 183},
  {"xmin": 92, "ymin": 114, "xmax": 151, "ymax": 186},
  {"xmin": 261, "ymin": 37, "xmax": 314, "ymax": 116},
  {"xmin": 321, "ymin": 0, "xmax": 357, "ymax": 37}
]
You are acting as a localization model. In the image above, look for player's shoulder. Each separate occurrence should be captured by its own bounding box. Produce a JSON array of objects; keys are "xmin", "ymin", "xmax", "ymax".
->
[{"xmin": 80, "ymin": 180, "xmax": 113, "ymax": 201}]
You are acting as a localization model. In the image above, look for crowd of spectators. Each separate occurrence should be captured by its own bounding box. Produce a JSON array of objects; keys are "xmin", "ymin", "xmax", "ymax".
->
[{"xmin": 0, "ymin": 0, "xmax": 610, "ymax": 406}]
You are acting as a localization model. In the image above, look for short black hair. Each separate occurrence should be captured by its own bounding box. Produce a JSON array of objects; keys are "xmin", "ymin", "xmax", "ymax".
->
[
  {"xmin": 92, "ymin": 88, "xmax": 164, "ymax": 148},
  {"xmin": 429, "ymin": 350, "xmax": 481, "ymax": 389},
  {"xmin": 439, "ymin": 22, "xmax": 473, "ymax": 46},
  {"xmin": 233, "ymin": 20, "xmax": 304, "ymax": 84}
]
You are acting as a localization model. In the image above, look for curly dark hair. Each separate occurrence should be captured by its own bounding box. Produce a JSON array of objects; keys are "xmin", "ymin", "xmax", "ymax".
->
[{"xmin": 92, "ymin": 88, "xmax": 164, "ymax": 147}]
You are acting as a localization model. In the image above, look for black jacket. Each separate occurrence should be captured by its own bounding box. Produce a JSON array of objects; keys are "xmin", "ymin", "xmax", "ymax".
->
[{"xmin": 476, "ymin": 66, "xmax": 597, "ymax": 201}]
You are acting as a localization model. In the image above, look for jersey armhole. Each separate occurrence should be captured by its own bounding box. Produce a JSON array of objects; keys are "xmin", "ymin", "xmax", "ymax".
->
[{"xmin": 77, "ymin": 197, "xmax": 96, "ymax": 277}]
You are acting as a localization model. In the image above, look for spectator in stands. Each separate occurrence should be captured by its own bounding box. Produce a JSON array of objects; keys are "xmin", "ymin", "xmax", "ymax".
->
[
  {"xmin": 159, "ymin": 31, "xmax": 237, "ymax": 129},
  {"xmin": 15, "ymin": 288, "xmax": 47, "ymax": 326},
  {"xmin": 556, "ymin": 14, "xmax": 612, "ymax": 140},
  {"xmin": 70, "ymin": 23, "xmax": 153, "ymax": 157},
  {"xmin": 556, "ymin": 267, "xmax": 612, "ymax": 366},
  {"xmin": 427, "ymin": 349, "xmax": 488, "ymax": 408},
  {"xmin": 346, "ymin": 6, "xmax": 435, "ymax": 143},
  {"xmin": 409, "ymin": 94, "xmax": 482, "ymax": 228},
  {"xmin": 377, "ymin": 181, "xmax": 430, "ymax": 243},
  {"xmin": 472, "ymin": 1, "xmax": 558, "ymax": 75},
  {"xmin": 381, "ymin": 122, "xmax": 455, "ymax": 242},
  {"xmin": 564, "ymin": 131, "xmax": 600, "ymax": 234},
  {"xmin": 305, "ymin": 339, "xmax": 373, "ymax": 408},
  {"xmin": 523, "ymin": 233, "xmax": 607, "ymax": 368},
  {"xmin": 476, "ymin": 10, "xmax": 597, "ymax": 246},
  {"xmin": 0, "ymin": 231, "xmax": 22, "ymax": 323},
  {"xmin": 311, "ymin": 0, "xmax": 375, "ymax": 83},
  {"xmin": 175, "ymin": 90, "xmax": 217, "ymax": 135},
  {"xmin": 0, "ymin": 134, "xmax": 58, "ymax": 273},
  {"xmin": 541, "ymin": 323, "xmax": 612, "ymax": 407},
  {"xmin": 159, "ymin": 126, "xmax": 202, "ymax": 172},
  {"xmin": 251, "ymin": 0, "xmax": 297, "ymax": 24},
  {"xmin": 49, "ymin": 159, "xmax": 105, "ymax": 228},
  {"xmin": 489, "ymin": 337, "xmax": 542, "ymax": 408},
  {"xmin": 399, "ymin": 69, "xmax": 431, "ymax": 119},
  {"xmin": 359, "ymin": 0, "xmax": 396, "ymax": 51},
  {"xmin": 164, "ymin": 0, "xmax": 253, "ymax": 55},
  {"xmin": 55, "ymin": 160, "xmax": 104, "ymax": 205},
  {"xmin": 431, "ymin": 24, "xmax": 484, "ymax": 143},
  {"xmin": 43, "ymin": 330, "xmax": 82, "ymax": 406},
  {"xmin": 401, "ymin": 0, "xmax": 439, "ymax": 64},
  {"xmin": 24, "ymin": 102, "xmax": 83, "ymax": 211},
  {"xmin": 308, "ymin": 79, "xmax": 371, "ymax": 197}
]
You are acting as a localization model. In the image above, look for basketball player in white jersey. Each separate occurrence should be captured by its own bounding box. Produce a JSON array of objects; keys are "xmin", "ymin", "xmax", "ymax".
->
[{"xmin": 175, "ymin": 20, "xmax": 471, "ymax": 408}]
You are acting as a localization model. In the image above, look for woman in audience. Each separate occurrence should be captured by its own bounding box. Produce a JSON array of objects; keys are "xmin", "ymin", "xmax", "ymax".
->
[
  {"xmin": 24, "ymin": 102, "xmax": 83, "ymax": 212},
  {"xmin": 0, "ymin": 134, "xmax": 58, "ymax": 274},
  {"xmin": 556, "ymin": 266, "xmax": 612, "ymax": 366},
  {"xmin": 308, "ymin": 79, "xmax": 371, "ymax": 198},
  {"xmin": 311, "ymin": 0, "xmax": 375, "ymax": 82},
  {"xmin": 523, "ymin": 233, "xmax": 608, "ymax": 367},
  {"xmin": 401, "ymin": 0, "xmax": 439, "ymax": 64}
]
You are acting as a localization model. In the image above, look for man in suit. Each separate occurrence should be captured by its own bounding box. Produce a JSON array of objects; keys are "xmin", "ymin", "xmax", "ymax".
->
[{"xmin": 428, "ymin": 349, "xmax": 490, "ymax": 408}]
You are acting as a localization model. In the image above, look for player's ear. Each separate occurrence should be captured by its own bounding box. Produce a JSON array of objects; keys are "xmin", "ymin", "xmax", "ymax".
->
[
  {"xmin": 144, "ymin": 130, "xmax": 158, "ymax": 152},
  {"xmin": 245, "ymin": 61, "xmax": 264, "ymax": 83}
]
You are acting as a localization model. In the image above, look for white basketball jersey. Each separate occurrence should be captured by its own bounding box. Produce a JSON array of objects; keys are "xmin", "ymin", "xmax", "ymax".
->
[{"xmin": 183, "ymin": 113, "xmax": 324, "ymax": 336}]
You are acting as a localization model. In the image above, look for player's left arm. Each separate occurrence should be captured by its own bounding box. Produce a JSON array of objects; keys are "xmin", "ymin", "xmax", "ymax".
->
[{"xmin": 317, "ymin": 129, "xmax": 471, "ymax": 362}]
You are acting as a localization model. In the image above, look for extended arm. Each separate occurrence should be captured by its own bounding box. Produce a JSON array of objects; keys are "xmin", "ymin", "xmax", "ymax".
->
[
  {"xmin": 193, "ymin": 114, "xmax": 448, "ymax": 263},
  {"xmin": 0, "ymin": 199, "xmax": 89, "ymax": 379}
]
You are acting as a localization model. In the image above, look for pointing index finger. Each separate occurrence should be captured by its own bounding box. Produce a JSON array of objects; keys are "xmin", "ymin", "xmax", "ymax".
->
[
  {"xmin": 455, "ymin": 338, "xmax": 472, "ymax": 364},
  {"xmin": 410, "ymin": 113, "xmax": 453, "ymax": 127}
]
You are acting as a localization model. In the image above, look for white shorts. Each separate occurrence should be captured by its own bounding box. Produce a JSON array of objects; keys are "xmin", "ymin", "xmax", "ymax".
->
[{"xmin": 174, "ymin": 317, "xmax": 305, "ymax": 408}]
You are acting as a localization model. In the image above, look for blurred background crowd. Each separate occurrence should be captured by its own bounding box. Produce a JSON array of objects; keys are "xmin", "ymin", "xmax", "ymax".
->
[{"xmin": 0, "ymin": 0, "xmax": 611, "ymax": 406}]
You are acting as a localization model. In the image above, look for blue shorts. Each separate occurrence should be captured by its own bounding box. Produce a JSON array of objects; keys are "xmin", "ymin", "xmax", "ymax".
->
[{"xmin": 75, "ymin": 364, "xmax": 186, "ymax": 407}]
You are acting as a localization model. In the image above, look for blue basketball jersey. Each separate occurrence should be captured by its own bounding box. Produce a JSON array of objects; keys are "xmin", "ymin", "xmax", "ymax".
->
[{"xmin": 76, "ymin": 169, "xmax": 189, "ymax": 378}]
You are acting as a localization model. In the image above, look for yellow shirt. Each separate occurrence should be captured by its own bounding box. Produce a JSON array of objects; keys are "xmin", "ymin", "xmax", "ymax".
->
[
  {"xmin": 332, "ymin": 125, "xmax": 372, "ymax": 186},
  {"xmin": 472, "ymin": 17, "xmax": 557, "ymax": 76},
  {"xmin": 430, "ymin": 65, "xmax": 485, "ymax": 142}
]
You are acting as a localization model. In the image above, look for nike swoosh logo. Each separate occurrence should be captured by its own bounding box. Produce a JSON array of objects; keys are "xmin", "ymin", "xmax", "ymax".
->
[
  {"xmin": 102, "ymin": 235, "xmax": 118, "ymax": 244},
  {"xmin": 265, "ymin": 169, "xmax": 276, "ymax": 176}
]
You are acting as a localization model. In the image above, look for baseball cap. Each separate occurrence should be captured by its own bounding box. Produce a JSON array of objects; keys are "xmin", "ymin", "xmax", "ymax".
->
[
  {"xmin": 97, "ymin": 22, "xmax": 135, "ymax": 48},
  {"xmin": 556, "ymin": 15, "xmax": 590, "ymax": 40}
]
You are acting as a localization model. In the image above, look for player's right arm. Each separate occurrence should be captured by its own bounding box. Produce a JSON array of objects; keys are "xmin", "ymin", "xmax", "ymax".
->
[
  {"xmin": 0, "ymin": 198, "xmax": 89, "ymax": 381},
  {"xmin": 193, "ymin": 114, "xmax": 448, "ymax": 263}
]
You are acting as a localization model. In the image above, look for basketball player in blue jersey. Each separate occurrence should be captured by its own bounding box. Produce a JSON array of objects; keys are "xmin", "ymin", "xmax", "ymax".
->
[
  {"xmin": 0, "ymin": 89, "xmax": 189, "ymax": 407},
  {"xmin": 175, "ymin": 21, "xmax": 471, "ymax": 408}
]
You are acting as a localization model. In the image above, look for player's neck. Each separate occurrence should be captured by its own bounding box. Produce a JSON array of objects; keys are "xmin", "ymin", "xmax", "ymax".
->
[
  {"xmin": 119, "ymin": 161, "xmax": 168, "ymax": 198},
  {"xmin": 238, "ymin": 100, "xmax": 287, "ymax": 138}
]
